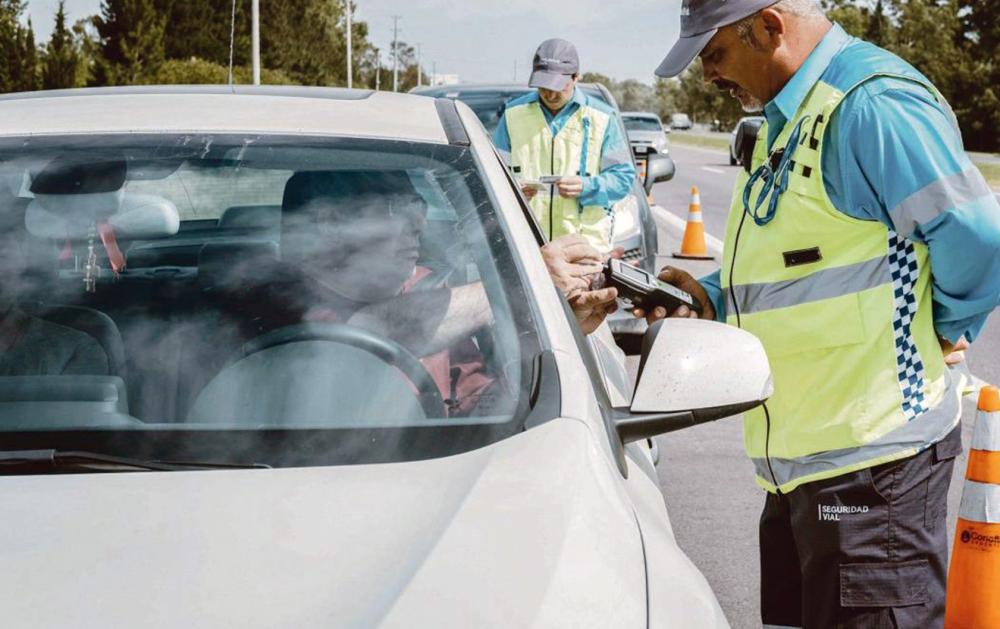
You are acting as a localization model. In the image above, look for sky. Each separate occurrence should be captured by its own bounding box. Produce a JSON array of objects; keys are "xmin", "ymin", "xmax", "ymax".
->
[{"xmin": 24, "ymin": 0, "xmax": 684, "ymax": 84}]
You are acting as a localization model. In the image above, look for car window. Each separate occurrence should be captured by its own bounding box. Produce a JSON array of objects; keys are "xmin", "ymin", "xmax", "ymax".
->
[
  {"xmin": 0, "ymin": 133, "xmax": 544, "ymax": 468},
  {"xmin": 623, "ymin": 117, "xmax": 664, "ymax": 132}
]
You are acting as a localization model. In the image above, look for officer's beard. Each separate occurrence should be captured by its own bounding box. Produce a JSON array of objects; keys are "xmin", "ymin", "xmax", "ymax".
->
[{"xmin": 716, "ymin": 80, "xmax": 764, "ymax": 113}]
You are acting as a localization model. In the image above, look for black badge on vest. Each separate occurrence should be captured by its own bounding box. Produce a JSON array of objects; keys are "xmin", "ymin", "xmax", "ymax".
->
[{"xmin": 783, "ymin": 247, "xmax": 823, "ymax": 267}]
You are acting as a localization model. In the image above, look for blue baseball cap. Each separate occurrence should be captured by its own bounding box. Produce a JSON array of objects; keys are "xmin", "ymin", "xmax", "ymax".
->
[
  {"xmin": 656, "ymin": 0, "xmax": 781, "ymax": 77},
  {"xmin": 529, "ymin": 39, "xmax": 580, "ymax": 91}
]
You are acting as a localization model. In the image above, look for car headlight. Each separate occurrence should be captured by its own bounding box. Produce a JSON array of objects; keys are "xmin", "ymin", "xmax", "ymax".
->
[{"xmin": 612, "ymin": 195, "xmax": 641, "ymax": 243}]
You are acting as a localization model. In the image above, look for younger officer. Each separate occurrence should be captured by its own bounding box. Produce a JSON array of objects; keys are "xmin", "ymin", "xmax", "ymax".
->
[{"xmin": 493, "ymin": 38, "xmax": 635, "ymax": 252}]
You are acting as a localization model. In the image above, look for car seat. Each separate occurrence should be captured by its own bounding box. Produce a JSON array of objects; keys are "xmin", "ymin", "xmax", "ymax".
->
[{"xmin": 19, "ymin": 301, "xmax": 126, "ymax": 379}]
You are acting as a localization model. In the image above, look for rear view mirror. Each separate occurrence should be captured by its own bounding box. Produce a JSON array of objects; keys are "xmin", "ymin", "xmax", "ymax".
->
[
  {"xmin": 614, "ymin": 318, "xmax": 772, "ymax": 444},
  {"xmin": 643, "ymin": 153, "xmax": 675, "ymax": 194},
  {"xmin": 735, "ymin": 118, "xmax": 764, "ymax": 171}
]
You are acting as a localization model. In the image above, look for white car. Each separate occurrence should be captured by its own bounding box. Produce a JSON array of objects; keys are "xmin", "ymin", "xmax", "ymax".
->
[
  {"xmin": 621, "ymin": 111, "xmax": 671, "ymax": 158},
  {"xmin": 0, "ymin": 86, "xmax": 771, "ymax": 628}
]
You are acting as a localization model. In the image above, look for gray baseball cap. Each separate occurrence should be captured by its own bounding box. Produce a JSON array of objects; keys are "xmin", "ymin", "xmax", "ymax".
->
[
  {"xmin": 529, "ymin": 39, "xmax": 579, "ymax": 91},
  {"xmin": 655, "ymin": 0, "xmax": 781, "ymax": 77}
]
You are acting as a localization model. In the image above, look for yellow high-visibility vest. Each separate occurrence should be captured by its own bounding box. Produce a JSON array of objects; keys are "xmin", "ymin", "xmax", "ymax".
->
[
  {"xmin": 505, "ymin": 96, "xmax": 613, "ymax": 251},
  {"xmin": 721, "ymin": 43, "xmax": 964, "ymax": 494}
]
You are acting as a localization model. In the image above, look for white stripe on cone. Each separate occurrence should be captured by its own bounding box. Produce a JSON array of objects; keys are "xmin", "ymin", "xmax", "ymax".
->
[
  {"xmin": 687, "ymin": 211, "xmax": 703, "ymax": 222},
  {"xmin": 959, "ymin": 480, "xmax": 1000, "ymax": 524},
  {"xmin": 972, "ymin": 410, "xmax": 1000, "ymax": 452}
]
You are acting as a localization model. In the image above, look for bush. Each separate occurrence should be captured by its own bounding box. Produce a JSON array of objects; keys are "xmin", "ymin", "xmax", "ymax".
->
[{"xmin": 151, "ymin": 58, "xmax": 297, "ymax": 86}]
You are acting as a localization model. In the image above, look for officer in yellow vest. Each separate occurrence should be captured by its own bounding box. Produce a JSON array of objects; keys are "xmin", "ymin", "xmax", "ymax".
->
[
  {"xmin": 641, "ymin": 1, "xmax": 1000, "ymax": 627},
  {"xmin": 493, "ymin": 39, "xmax": 636, "ymax": 253}
]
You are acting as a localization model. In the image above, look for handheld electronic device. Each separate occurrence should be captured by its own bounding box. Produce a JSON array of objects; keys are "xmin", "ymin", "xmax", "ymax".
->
[{"xmin": 602, "ymin": 258, "xmax": 703, "ymax": 315}]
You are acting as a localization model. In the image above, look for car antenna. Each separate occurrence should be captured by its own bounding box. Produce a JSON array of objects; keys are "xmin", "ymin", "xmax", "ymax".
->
[{"xmin": 227, "ymin": 0, "xmax": 237, "ymax": 86}]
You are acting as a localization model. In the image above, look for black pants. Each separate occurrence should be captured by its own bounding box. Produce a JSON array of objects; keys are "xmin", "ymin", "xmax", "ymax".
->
[{"xmin": 760, "ymin": 425, "xmax": 963, "ymax": 628}]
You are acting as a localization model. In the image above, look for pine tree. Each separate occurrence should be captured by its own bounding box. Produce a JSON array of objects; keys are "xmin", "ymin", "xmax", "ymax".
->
[
  {"xmin": 865, "ymin": 0, "xmax": 891, "ymax": 47},
  {"xmin": 0, "ymin": 0, "xmax": 26, "ymax": 92},
  {"xmin": 93, "ymin": 0, "xmax": 165, "ymax": 85},
  {"xmin": 43, "ymin": 1, "xmax": 80, "ymax": 89},
  {"xmin": 18, "ymin": 17, "xmax": 39, "ymax": 91}
]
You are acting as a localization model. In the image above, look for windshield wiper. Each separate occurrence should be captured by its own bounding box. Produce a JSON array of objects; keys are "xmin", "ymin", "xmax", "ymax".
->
[{"xmin": 0, "ymin": 449, "xmax": 270, "ymax": 474}]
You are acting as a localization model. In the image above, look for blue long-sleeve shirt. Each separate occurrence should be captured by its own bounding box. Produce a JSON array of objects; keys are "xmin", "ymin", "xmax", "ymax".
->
[
  {"xmin": 701, "ymin": 24, "xmax": 1000, "ymax": 344},
  {"xmin": 492, "ymin": 87, "xmax": 635, "ymax": 208}
]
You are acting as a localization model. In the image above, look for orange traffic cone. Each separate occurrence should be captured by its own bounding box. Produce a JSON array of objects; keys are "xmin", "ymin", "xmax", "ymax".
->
[
  {"xmin": 945, "ymin": 385, "xmax": 1000, "ymax": 628},
  {"xmin": 673, "ymin": 186, "xmax": 714, "ymax": 260}
]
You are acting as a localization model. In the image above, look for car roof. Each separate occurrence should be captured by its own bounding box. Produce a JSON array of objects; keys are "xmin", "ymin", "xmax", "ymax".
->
[
  {"xmin": 0, "ymin": 85, "xmax": 451, "ymax": 143},
  {"xmin": 621, "ymin": 111, "xmax": 661, "ymax": 120}
]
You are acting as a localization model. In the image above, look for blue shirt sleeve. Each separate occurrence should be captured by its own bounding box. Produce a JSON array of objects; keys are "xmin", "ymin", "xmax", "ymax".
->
[
  {"xmin": 579, "ymin": 115, "xmax": 637, "ymax": 208},
  {"xmin": 492, "ymin": 113, "xmax": 512, "ymax": 158},
  {"xmin": 824, "ymin": 78, "xmax": 1000, "ymax": 344},
  {"xmin": 699, "ymin": 269, "xmax": 726, "ymax": 323}
]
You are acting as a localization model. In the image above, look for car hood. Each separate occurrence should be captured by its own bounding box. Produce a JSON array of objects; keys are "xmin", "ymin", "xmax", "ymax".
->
[
  {"xmin": 0, "ymin": 418, "xmax": 648, "ymax": 629},
  {"xmin": 627, "ymin": 130, "xmax": 667, "ymax": 145}
]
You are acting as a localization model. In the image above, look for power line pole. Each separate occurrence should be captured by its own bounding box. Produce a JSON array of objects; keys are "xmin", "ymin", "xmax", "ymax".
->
[
  {"xmin": 251, "ymin": 0, "xmax": 260, "ymax": 84},
  {"xmin": 374, "ymin": 48, "xmax": 381, "ymax": 90},
  {"xmin": 391, "ymin": 15, "xmax": 401, "ymax": 92},
  {"xmin": 345, "ymin": 0, "xmax": 353, "ymax": 89},
  {"xmin": 513, "ymin": 58, "xmax": 517, "ymax": 83},
  {"xmin": 432, "ymin": 61, "xmax": 437, "ymax": 86},
  {"xmin": 416, "ymin": 43, "xmax": 422, "ymax": 87}
]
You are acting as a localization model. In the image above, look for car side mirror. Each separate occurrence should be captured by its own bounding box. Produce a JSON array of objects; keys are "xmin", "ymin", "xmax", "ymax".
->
[
  {"xmin": 643, "ymin": 153, "xmax": 675, "ymax": 194},
  {"xmin": 735, "ymin": 119, "xmax": 763, "ymax": 172},
  {"xmin": 614, "ymin": 318, "xmax": 773, "ymax": 444}
]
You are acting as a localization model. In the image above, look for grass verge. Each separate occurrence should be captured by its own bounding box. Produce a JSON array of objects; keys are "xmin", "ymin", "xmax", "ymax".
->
[
  {"xmin": 669, "ymin": 131, "xmax": 730, "ymax": 153},
  {"xmin": 974, "ymin": 161, "xmax": 1000, "ymax": 192}
]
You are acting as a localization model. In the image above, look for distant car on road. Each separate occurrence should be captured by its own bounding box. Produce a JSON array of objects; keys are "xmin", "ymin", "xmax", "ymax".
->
[
  {"xmin": 729, "ymin": 116, "xmax": 766, "ymax": 165},
  {"xmin": 669, "ymin": 112, "xmax": 692, "ymax": 131},
  {"xmin": 621, "ymin": 111, "xmax": 670, "ymax": 159}
]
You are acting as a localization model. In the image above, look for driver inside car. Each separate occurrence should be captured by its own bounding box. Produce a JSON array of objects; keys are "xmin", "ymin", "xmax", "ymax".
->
[
  {"xmin": 0, "ymin": 204, "xmax": 110, "ymax": 377},
  {"xmin": 223, "ymin": 172, "xmax": 497, "ymax": 416},
  {"xmin": 217, "ymin": 170, "xmax": 620, "ymax": 416}
]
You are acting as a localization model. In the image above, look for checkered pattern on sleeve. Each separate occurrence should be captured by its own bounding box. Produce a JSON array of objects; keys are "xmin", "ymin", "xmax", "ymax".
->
[{"xmin": 888, "ymin": 231, "xmax": 927, "ymax": 420}]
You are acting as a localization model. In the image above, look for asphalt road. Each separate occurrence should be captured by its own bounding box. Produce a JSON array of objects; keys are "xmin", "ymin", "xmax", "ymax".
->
[{"xmin": 642, "ymin": 143, "xmax": 1000, "ymax": 628}]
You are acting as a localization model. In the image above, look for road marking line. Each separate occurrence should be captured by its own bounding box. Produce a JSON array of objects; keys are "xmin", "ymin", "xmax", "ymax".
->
[
  {"xmin": 651, "ymin": 204, "xmax": 724, "ymax": 257},
  {"xmin": 702, "ymin": 166, "xmax": 725, "ymax": 175}
]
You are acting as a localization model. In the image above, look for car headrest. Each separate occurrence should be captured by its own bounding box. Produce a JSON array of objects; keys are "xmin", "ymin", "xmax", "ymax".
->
[
  {"xmin": 281, "ymin": 170, "xmax": 420, "ymax": 215},
  {"xmin": 26, "ymin": 192, "xmax": 180, "ymax": 240},
  {"xmin": 219, "ymin": 205, "xmax": 282, "ymax": 231}
]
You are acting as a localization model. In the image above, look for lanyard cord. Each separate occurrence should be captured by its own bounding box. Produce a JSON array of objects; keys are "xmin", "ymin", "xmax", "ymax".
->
[{"xmin": 742, "ymin": 115, "xmax": 811, "ymax": 227}]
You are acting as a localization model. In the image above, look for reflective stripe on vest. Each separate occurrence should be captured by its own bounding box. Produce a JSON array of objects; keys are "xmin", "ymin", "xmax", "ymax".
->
[
  {"xmin": 720, "ymin": 43, "xmax": 964, "ymax": 494},
  {"xmin": 505, "ymin": 98, "xmax": 613, "ymax": 252}
]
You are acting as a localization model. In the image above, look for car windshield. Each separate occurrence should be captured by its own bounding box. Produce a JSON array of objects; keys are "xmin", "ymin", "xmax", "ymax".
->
[
  {"xmin": 623, "ymin": 117, "xmax": 663, "ymax": 132},
  {"xmin": 457, "ymin": 92, "xmax": 530, "ymax": 133},
  {"xmin": 0, "ymin": 133, "xmax": 543, "ymax": 468}
]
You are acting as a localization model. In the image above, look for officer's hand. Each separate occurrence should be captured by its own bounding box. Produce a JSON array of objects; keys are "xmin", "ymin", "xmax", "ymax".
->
[
  {"xmin": 939, "ymin": 336, "xmax": 971, "ymax": 367},
  {"xmin": 540, "ymin": 234, "xmax": 605, "ymax": 298},
  {"xmin": 556, "ymin": 176, "xmax": 584, "ymax": 198},
  {"xmin": 633, "ymin": 266, "xmax": 715, "ymax": 323},
  {"xmin": 521, "ymin": 184, "xmax": 539, "ymax": 200}
]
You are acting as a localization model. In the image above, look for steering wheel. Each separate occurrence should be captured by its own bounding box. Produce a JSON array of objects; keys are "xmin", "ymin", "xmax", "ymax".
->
[{"xmin": 237, "ymin": 322, "xmax": 446, "ymax": 418}]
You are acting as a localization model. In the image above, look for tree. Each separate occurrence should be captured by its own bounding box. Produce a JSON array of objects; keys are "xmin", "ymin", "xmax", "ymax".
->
[
  {"xmin": 16, "ymin": 17, "xmax": 38, "ymax": 91},
  {"xmin": 0, "ymin": 0, "xmax": 26, "ymax": 92},
  {"xmin": 864, "ymin": 0, "xmax": 891, "ymax": 46},
  {"xmin": 92, "ymin": 0, "xmax": 165, "ymax": 85},
  {"xmin": 43, "ymin": 1, "xmax": 80, "ymax": 89}
]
